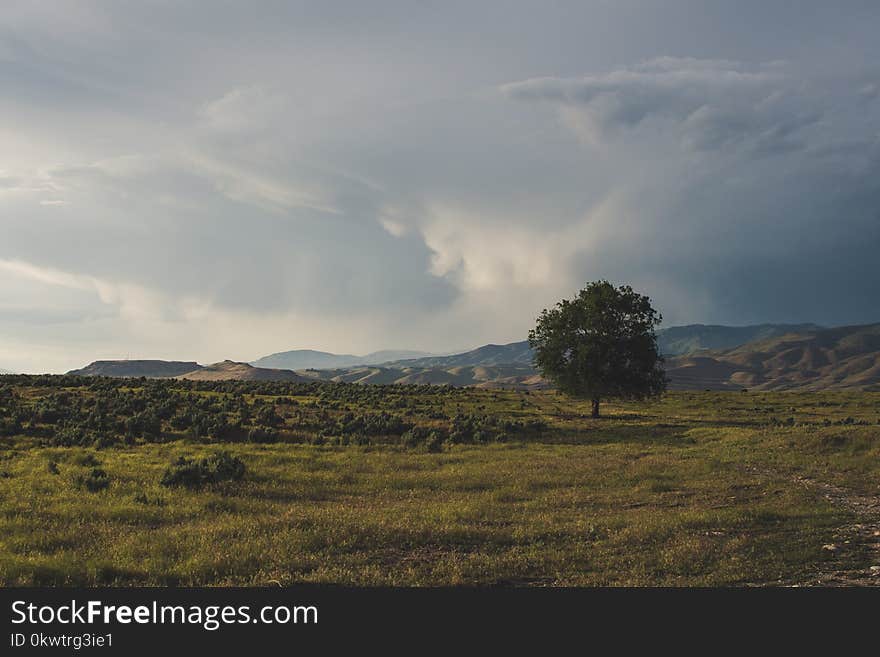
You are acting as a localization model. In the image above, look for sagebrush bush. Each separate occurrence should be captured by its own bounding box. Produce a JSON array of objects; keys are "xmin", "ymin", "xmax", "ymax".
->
[
  {"xmin": 425, "ymin": 431, "xmax": 444, "ymax": 453},
  {"xmin": 160, "ymin": 451, "xmax": 246, "ymax": 488},
  {"xmin": 72, "ymin": 453, "xmax": 101, "ymax": 467},
  {"xmin": 133, "ymin": 492, "xmax": 166, "ymax": 506},
  {"xmin": 73, "ymin": 468, "xmax": 110, "ymax": 492},
  {"xmin": 247, "ymin": 427, "xmax": 278, "ymax": 443}
]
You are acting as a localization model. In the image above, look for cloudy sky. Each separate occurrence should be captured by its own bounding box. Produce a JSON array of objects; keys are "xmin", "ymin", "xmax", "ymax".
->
[{"xmin": 2, "ymin": 1, "xmax": 879, "ymax": 373}]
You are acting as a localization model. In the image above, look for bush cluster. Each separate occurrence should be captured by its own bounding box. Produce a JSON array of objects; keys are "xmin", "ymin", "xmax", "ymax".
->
[
  {"xmin": 160, "ymin": 452, "xmax": 246, "ymax": 488},
  {"xmin": 73, "ymin": 468, "xmax": 110, "ymax": 492}
]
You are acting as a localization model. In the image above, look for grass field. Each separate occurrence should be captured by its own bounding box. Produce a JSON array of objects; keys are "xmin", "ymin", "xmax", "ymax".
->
[{"xmin": 1, "ymin": 380, "xmax": 879, "ymax": 586}]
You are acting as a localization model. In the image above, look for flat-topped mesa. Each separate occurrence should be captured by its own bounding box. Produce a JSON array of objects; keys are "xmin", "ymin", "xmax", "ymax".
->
[{"xmin": 67, "ymin": 360, "xmax": 203, "ymax": 378}]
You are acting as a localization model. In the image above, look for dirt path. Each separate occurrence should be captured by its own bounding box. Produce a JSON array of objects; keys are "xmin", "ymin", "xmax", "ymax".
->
[{"xmin": 789, "ymin": 474, "xmax": 880, "ymax": 586}]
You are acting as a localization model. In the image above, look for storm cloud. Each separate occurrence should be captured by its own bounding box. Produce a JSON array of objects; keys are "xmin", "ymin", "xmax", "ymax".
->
[{"xmin": 1, "ymin": 1, "xmax": 879, "ymax": 372}]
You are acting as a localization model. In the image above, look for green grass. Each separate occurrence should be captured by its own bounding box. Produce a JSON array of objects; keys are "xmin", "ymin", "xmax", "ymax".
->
[{"xmin": 1, "ymin": 388, "xmax": 879, "ymax": 586}]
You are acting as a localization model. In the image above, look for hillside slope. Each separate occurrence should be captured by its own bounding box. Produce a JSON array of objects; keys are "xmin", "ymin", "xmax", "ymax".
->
[
  {"xmin": 386, "ymin": 342, "xmax": 535, "ymax": 368},
  {"xmin": 252, "ymin": 349, "xmax": 431, "ymax": 370},
  {"xmin": 665, "ymin": 324, "xmax": 880, "ymax": 390},
  {"xmin": 657, "ymin": 323, "xmax": 822, "ymax": 356},
  {"xmin": 299, "ymin": 364, "xmax": 546, "ymax": 389},
  {"xmin": 61, "ymin": 323, "xmax": 880, "ymax": 390},
  {"xmin": 250, "ymin": 324, "xmax": 824, "ymax": 373},
  {"xmin": 67, "ymin": 360, "xmax": 203, "ymax": 378},
  {"xmin": 381, "ymin": 323, "xmax": 824, "ymax": 369},
  {"xmin": 177, "ymin": 361, "xmax": 311, "ymax": 382}
]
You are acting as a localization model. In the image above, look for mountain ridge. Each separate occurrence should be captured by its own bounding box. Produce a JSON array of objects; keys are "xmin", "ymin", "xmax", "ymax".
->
[
  {"xmin": 251, "ymin": 349, "xmax": 433, "ymax": 370},
  {"xmin": 62, "ymin": 322, "xmax": 880, "ymax": 390},
  {"xmin": 664, "ymin": 323, "xmax": 880, "ymax": 391},
  {"xmin": 656, "ymin": 323, "xmax": 823, "ymax": 356},
  {"xmin": 383, "ymin": 342, "xmax": 535, "ymax": 368},
  {"xmin": 176, "ymin": 360, "xmax": 311, "ymax": 382},
  {"xmin": 67, "ymin": 360, "xmax": 203, "ymax": 378},
  {"xmin": 376, "ymin": 322, "xmax": 827, "ymax": 369}
]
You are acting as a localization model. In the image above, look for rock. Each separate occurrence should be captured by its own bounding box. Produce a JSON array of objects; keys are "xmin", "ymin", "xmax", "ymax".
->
[{"xmin": 822, "ymin": 544, "xmax": 837, "ymax": 551}]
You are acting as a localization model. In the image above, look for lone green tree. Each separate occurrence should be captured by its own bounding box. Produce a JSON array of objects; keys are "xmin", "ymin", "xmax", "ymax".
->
[{"xmin": 528, "ymin": 281, "xmax": 667, "ymax": 418}]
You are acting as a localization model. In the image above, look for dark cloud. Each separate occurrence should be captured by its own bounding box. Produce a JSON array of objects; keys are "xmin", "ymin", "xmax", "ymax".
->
[
  {"xmin": 1, "ymin": 1, "xmax": 880, "ymax": 372},
  {"xmin": 503, "ymin": 58, "xmax": 825, "ymax": 155}
]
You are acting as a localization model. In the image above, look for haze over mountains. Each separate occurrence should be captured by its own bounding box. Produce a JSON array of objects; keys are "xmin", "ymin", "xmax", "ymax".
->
[
  {"xmin": 655, "ymin": 324, "xmax": 823, "ymax": 357},
  {"xmin": 251, "ymin": 349, "xmax": 432, "ymax": 371},
  {"xmin": 61, "ymin": 323, "xmax": 880, "ymax": 391}
]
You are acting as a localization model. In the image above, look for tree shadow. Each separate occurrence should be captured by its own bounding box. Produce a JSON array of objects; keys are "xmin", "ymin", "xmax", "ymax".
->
[{"xmin": 529, "ymin": 423, "xmax": 695, "ymax": 446}]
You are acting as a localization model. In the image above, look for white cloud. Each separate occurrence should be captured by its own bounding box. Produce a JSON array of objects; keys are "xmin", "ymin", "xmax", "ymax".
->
[
  {"xmin": 198, "ymin": 86, "xmax": 288, "ymax": 134},
  {"xmin": 420, "ymin": 193, "xmax": 635, "ymax": 292},
  {"xmin": 183, "ymin": 153, "xmax": 341, "ymax": 215},
  {"xmin": 379, "ymin": 216, "xmax": 408, "ymax": 237}
]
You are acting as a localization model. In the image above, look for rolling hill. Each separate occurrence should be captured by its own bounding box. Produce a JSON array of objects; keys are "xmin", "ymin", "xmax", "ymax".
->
[
  {"xmin": 67, "ymin": 360, "xmax": 203, "ymax": 378},
  {"xmin": 331, "ymin": 324, "xmax": 880, "ymax": 390},
  {"xmin": 251, "ymin": 349, "xmax": 432, "ymax": 370},
  {"xmin": 176, "ymin": 360, "xmax": 311, "ymax": 382},
  {"xmin": 665, "ymin": 323, "xmax": 880, "ymax": 390},
  {"xmin": 377, "ymin": 323, "xmax": 824, "ymax": 369},
  {"xmin": 656, "ymin": 323, "xmax": 823, "ymax": 356},
  {"xmin": 383, "ymin": 342, "xmax": 535, "ymax": 368},
  {"xmin": 298, "ymin": 364, "xmax": 546, "ymax": 389},
  {"xmin": 61, "ymin": 323, "xmax": 880, "ymax": 390}
]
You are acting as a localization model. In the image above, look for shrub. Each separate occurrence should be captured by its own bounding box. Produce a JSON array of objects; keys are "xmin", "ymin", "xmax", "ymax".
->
[
  {"xmin": 247, "ymin": 427, "xmax": 278, "ymax": 443},
  {"xmin": 425, "ymin": 431, "xmax": 444, "ymax": 453},
  {"xmin": 160, "ymin": 451, "xmax": 246, "ymax": 488},
  {"xmin": 0, "ymin": 416, "xmax": 22, "ymax": 436},
  {"xmin": 74, "ymin": 468, "xmax": 110, "ymax": 492},
  {"xmin": 72, "ymin": 453, "xmax": 101, "ymax": 467},
  {"xmin": 401, "ymin": 427, "xmax": 427, "ymax": 448},
  {"xmin": 401, "ymin": 427, "xmax": 446, "ymax": 451},
  {"xmin": 255, "ymin": 405, "xmax": 282, "ymax": 427},
  {"xmin": 133, "ymin": 492, "xmax": 166, "ymax": 506},
  {"xmin": 92, "ymin": 432, "xmax": 121, "ymax": 449}
]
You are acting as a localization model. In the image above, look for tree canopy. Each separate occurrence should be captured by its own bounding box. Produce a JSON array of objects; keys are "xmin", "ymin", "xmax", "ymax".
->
[{"xmin": 528, "ymin": 281, "xmax": 667, "ymax": 417}]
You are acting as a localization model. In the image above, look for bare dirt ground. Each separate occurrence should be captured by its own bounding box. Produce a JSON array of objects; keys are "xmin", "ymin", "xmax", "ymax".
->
[{"xmin": 792, "ymin": 475, "xmax": 880, "ymax": 586}]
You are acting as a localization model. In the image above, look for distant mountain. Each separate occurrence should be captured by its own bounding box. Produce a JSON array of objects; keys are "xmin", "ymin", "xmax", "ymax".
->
[
  {"xmin": 370, "ymin": 324, "xmax": 880, "ymax": 391},
  {"xmin": 657, "ymin": 323, "xmax": 823, "ymax": 356},
  {"xmin": 61, "ymin": 323, "xmax": 880, "ymax": 390},
  {"xmin": 68, "ymin": 360, "xmax": 203, "ymax": 378},
  {"xmin": 385, "ymin": 342, "xmax": 534, "ymax": 368},
  {"xmin": 297, "ymin": 364, "xmax": 546, "ymax": 389},
  {"xmin": 0, "ymin": 368, "xmax": 14, "ymax": 375},
  {"xmin": 177, "ymin": 360, "xmax": 310, "ymax": 382},
  {"xmin": 251, "ymin": 349, "xmax": 432, "ymax": 370},
  {"xmin": 378, "ymin": 324, "xmax": 823, "ymax": 369},
  {"xmin": 665, "ymin": 323, "xmax": 880, "ymax": 390}
]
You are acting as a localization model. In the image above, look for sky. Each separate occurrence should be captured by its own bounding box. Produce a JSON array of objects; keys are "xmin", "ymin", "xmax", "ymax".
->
[{"xmin": 1, "ymin": 1, "xmax": 879, "ymax": 373}]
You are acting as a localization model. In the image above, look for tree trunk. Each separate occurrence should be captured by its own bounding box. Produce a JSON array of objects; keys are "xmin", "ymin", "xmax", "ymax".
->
[{"xmin": 591, "ymin": 398, "xmax": 600, "ymax": 418}]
